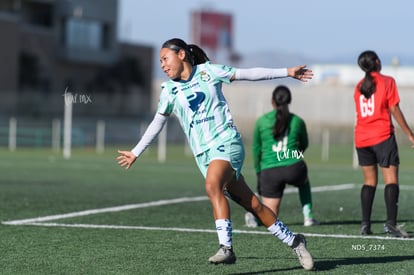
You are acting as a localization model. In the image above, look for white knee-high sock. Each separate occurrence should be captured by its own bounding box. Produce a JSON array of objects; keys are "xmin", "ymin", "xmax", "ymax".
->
[
  {"xmin": 215, "ymin": 219, "xmax": 232, "ymax": 247},
  {"xmin": 267, "ymin": 219, "xmax": 295, "ymax": 246}
]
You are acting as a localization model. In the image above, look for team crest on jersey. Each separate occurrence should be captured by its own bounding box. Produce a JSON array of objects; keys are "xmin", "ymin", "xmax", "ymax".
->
[{"xmin": 200, "ymin": 71, "xmax": 211, "ymax": 82}]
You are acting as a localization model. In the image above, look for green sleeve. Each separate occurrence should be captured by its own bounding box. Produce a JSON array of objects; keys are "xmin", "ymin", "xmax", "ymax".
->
[
  {"xmin": 297, "ymin": 117, "xmax": 308, "ymax": 152},
  {"xmin": 252, "ymin": 118, "xmax": 262, "ymax": 173}
]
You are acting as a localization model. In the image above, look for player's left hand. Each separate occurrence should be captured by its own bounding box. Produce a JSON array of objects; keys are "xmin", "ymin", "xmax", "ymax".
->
[
  {"xmin": 288, "ymin": 65, "xmax": 313, "ymax": 82},
  {"xmin": 408, "ymin": 134, "xmax": 414, "ymax": 149}
]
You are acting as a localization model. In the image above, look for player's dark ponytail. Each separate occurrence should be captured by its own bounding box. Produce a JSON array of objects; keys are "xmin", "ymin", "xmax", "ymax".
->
[
  {"xmin": 358, "ymin": 50, "xmax": 380, "ymax": 99},
  {"xmin": 162, "ymin": 38, "xmax": 209, "ymax": 65},
  {"xmin": 188, "ymin": 44, "xmax": 210, "ymax": 65},
  {"xmin": 272, "ymin": 85, "xmax": 292, "ymax": 141}
]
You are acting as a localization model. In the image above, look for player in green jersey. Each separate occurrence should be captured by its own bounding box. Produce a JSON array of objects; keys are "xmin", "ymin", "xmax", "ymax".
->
[
  {"xmin": 245, "ymin": 85, "xmax": 319, "ymax": 228},
  {"xmin": 117, "ymin": 38, "xmax": 314, "ymax": 270}
]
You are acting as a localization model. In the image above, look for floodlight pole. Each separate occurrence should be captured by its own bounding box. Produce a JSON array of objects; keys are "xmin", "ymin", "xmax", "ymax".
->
[
  {"xmin": 63, "ymin": 93, "xmax": 73, "ymax": 159},
  {"xmin": 52, "ymin": 118, "xmax": 61, "ymax": 152},
  {"xmin": 158, "ymin": 122, "xmax": 167, "ymax": 163},
  {"xmin": 8, "ymin": 117, "xmax": 17, "ymax": 151},
  {"xmin": 321, "ymin": 129, "xmax": 330, "ymax": 161},
  {"xmin": 96, "ymin": 120, "xmax": 105, "ymax": 154}
]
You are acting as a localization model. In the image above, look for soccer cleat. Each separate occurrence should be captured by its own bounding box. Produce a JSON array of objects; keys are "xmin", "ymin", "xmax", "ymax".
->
[
  {"xmin": 304, "ymin": 218, "xmax": 320, "ymax": 227},
  {"xmin": 208, "ymin": 245, "xmax": 236, "ymax": 264},
  {"xmin": 291, "ymin": 234, "xmax": 314, "ymax": 271},
  {"xmin": 245, "ymin": 212, "xmax": 258, "ymax": 228},
  {"xmin": 360, "ymin": 222, "xmax": 373, "ymax": 235},
  {"xmin": 384, "ymin": 223, "xmax": 409, "ymax": 238}
]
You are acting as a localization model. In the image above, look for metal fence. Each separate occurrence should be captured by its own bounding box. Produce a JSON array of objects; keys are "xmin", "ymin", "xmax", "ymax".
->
[{"xmin": 0, "ymin": 116, "xmax": 186, "ymax": 151}]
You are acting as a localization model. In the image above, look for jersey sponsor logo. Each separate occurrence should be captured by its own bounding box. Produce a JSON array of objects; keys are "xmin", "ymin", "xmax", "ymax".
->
[
  {"xmin": 195, "ymin": 116, "xmax": 215, "ymax": 124},
  {"xmin": 187, "ymin": 92, "xmax": 206, "ymax": 112},
  {"xmin": 190, "ymin": 115, "xmax": 215, "ymax": 128},
  {"xmin": 181, "ymin": 82, "xmax": 200, "ymax": 91}
]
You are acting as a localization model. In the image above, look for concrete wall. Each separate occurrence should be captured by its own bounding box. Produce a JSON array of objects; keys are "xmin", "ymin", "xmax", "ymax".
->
[{"xmin": 151, "ymin": 79, "xmax": 414, "ymax": 144}]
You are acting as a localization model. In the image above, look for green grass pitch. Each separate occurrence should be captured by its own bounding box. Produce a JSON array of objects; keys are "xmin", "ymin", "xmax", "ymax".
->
[{"xmin": 0, "ymin": 144, "xmax": 413, "ymax": 274}]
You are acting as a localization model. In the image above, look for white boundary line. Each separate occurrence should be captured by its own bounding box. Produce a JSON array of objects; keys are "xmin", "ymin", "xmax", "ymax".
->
[
  {"xmin": 3, "ymin": 184, "xmax": 356, "ymax": 225},
  {"xmin": 2, "ymin": 196, "xmax": 208, "ymax": 225},
  {"xmin": 13, "ymin": 222, "xmax": 414, "ymax": 241},
  {"xmin": 2, "ymin": 183, "xmax": 413, "ymax": 241}
]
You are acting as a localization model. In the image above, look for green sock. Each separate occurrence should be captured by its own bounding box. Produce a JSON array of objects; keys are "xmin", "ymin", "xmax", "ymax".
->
[{"xmin": 299, "ymin": 180, "xmax": 313, "ymax": 219}]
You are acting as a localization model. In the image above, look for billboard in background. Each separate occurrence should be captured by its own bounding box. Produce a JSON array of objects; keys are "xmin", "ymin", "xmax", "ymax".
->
[{"xmin": 191, "ymin": 11, "xmax": 233, "ymax": 51}]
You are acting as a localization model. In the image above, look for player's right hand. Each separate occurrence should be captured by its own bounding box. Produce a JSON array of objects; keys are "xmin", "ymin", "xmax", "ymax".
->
[{"xmin": 117, "ymin": 150, "xmax": 137, "ymax": 170}]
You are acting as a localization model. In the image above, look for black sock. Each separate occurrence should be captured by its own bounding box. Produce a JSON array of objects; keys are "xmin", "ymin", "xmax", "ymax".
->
[
  {"xmin": 361, "ymin": 185, "xmax": 376, "ymax": 224},
  {"xmin": 384, "ymin": 184, "xmax": 399, "ymax": 226}
]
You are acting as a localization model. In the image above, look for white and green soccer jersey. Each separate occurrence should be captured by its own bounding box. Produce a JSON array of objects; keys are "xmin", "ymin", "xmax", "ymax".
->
[{"xmin": 158, "ymin": 62, "xmax": 237, "ymax": 155}]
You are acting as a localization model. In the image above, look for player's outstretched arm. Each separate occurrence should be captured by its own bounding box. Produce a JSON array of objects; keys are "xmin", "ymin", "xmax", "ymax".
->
[
  {"xmin": 117, "ymin": 150, "xmax": 137, "ymax": 170},
  {"xmin": 232, "ymin": 64, "xmax": 313, "ymax": 82},
  {"xmin": 117, "ymin": 112, "xmax": 168, "ymax": 170}
]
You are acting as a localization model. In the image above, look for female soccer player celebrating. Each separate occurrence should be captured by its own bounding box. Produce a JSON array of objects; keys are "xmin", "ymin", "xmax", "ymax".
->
[
  {"xmin": 117, "ymin": 38, "xmax": 314, "ymax": 269},
  {"xmin": 355, "ymin": 50, "xmax": 414, "ymax": 237}
]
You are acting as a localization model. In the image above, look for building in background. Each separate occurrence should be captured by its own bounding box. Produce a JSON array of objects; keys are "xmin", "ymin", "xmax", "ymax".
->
[
  {"xmin": 0, "ymin": 0, "xmax": 153, "ymax": 118},
  {"xmin": 191, "ymin": 10, "xmax": 241, "ymax": 65}
]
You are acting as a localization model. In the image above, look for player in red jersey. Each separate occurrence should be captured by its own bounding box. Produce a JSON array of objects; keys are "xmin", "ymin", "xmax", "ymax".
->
[{"xmin": 354, "ymin": 50, "xmax": 414, "ymax": 238}]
